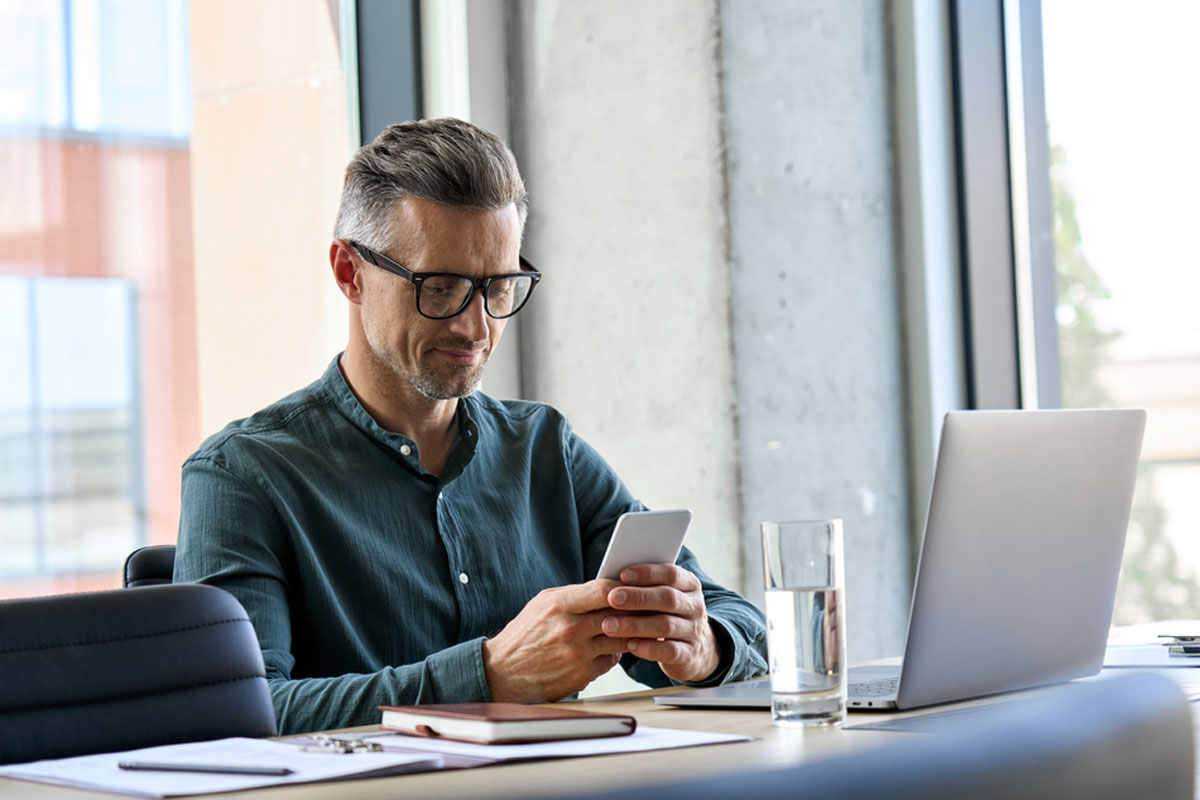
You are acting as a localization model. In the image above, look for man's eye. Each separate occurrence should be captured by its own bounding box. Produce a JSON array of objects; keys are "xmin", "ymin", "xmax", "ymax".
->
[
  {"xmin": 489, "ymin": 279, "xmax": 516, "ymax": 297},
  {"xmin": 423, "ymin": 278, "xmax": 461, "ymax": 296}
]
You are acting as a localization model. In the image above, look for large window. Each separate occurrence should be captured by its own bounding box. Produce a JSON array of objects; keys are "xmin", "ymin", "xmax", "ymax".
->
[
  {"xmin": 1041, "ymin": 0, "xmax": 1200, "ymax": 621},
  {"xmin": 952, "ymin": 0, "xmax": 1200, "ymax": 624},
  {"xmin": 0, "ymin": 1, "xmax": 356, "ymax": 600},
  {"xmin": 0, "ymin": 0, "xmax": 197, "ymax": 599},
  {"xmin": 0, "ymin": 276, "xmax": 141, "ymax": 579}
]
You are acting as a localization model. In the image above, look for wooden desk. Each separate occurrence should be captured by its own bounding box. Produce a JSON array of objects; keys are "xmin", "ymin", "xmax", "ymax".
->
[
  {"xmin": 5, "ymin": 672, "xmax": 1199, "ymax": 799},
  {"xmin": 0, "ymin": 682, "xmax": 1061, "ymax": 800}
]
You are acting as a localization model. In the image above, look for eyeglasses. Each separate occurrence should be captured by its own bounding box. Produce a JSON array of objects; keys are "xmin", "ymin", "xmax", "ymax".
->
[{"xmin": 349, "ymin": 241, "xmax": 541, "ymax": 320}]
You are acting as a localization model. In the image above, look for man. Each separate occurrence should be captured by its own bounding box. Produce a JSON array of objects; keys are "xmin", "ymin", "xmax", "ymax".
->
[{"xmin": 175, "ymin": 118, "xmax": 767, "ymax": 734}]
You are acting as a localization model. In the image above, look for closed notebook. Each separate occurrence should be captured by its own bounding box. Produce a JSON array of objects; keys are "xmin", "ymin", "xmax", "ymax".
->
[{"xmin": 378, "ymin": 702, "xmax": 637, "ymax": 745}]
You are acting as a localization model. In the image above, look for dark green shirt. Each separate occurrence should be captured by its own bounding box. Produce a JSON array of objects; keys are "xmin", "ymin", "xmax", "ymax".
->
[{"xmin": 175, "ymin": 357, "xmax": 767, "ymax": 734}]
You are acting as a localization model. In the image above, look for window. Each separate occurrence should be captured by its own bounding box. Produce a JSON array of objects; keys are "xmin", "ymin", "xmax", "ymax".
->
[
  {"xmin": 1041, "ymin": 0, "xmax": 1200, "ymax": 621},
  {"xmin": 1, "ymin": 0, "xmax": 356, "ymax": 599},
  {"xmin": 0, "ymin": 276, "xmax": 141, "ymax": 579},
  {"xmin": 953, "ymin": 0, "xmax": 1200, "ymax": 623},
  {"xmin": 0, "ymin": 0, "xmax": 197, "ymax": 598}
]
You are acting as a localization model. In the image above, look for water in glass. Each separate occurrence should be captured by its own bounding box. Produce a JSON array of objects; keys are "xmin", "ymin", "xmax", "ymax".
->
[{"xmin": 766, "ymin": 586, "xmax": 846, "ymax": 726}]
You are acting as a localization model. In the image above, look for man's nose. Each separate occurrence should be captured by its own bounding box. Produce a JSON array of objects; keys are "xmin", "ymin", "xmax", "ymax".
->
[{"xmin": 447, "ymin": 289, "xmax": 489, "ymax": 341}]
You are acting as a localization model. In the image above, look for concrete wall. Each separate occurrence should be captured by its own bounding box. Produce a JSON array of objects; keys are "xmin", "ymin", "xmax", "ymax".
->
[
  {"xmin": 507, "ymin": 1, "xmax": 744, "ymax": 594},
  {"xmin": 508, "ymin": 0, "xmax": 911, "ymax": 662},
  {"xmin": 720, "ymin": 1, "xmax": 911, "ymax": 659}
]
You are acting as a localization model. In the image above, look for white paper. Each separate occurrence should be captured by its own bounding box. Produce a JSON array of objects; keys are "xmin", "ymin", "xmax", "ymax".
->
[
  {"xmin": 0, "ymin": 737, "xmax": 441, "ymax": 798},
  {"xmin": 363, "ymin": 725, "xmax": 752, "ymax": 762}
]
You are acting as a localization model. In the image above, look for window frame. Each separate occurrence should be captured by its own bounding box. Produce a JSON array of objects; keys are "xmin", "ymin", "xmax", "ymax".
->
[{"xmin": 948, "ymin": 0, "xmax": 1060, "ymax": 411}]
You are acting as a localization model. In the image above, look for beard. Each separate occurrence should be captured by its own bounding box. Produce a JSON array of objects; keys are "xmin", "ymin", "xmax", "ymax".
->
[
  {"xmin": 369, "ymin": 334, "xmax": 489, "ymax": 401},
  {"xmin": 408, "ymin": 352, "xmax": 488, "ymax": 400}
]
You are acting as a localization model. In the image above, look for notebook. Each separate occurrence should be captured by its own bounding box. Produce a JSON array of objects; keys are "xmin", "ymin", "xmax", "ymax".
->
[
  {"xmin": 379, "ymin": 702, "xmax": 636, "ymax": 744},
  {"xmin": 657, "ymin": 409, "xmax": 1146, "ymax": 712}
]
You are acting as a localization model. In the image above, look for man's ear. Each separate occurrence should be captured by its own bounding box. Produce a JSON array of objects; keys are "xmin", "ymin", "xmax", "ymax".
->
[{"xmin": 330, "ymin": 240, "xmax": 364, "ymax": 304}]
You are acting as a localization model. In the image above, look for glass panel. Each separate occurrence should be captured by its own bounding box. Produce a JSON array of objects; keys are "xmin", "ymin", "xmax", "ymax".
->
[
  {"xmin": 0, "ymin": 1, "xmax": 196, "ymax": 598},
  {"xmin": 1043, "ymin": 0, "xmax": 1200, "ymax": 622},
  {"xmin": 0, "ymin": 1, "xmax": 68, "ymax": 128},
  {"xmin": 1, "ymin": 1, "xmax": 352, "ymax": 599}
]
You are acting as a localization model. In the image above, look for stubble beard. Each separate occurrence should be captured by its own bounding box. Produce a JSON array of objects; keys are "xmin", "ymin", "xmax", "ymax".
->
[
  {"xmin": 372, "ymin": 336, "xmax": 489, "ymax": 401},
  {"xmin": 408, "ymin": 354, "xmax": 487, "ymax": 400}
]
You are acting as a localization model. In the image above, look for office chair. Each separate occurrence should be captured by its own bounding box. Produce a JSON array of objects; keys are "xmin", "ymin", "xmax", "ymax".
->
[
  {"xmin": 0, "ymin": 584, "xmax": 277, "ymax": 765},
  {"xmin": 122, "ymin": 544, "xmax": 177, "ymax": 587},
  {"xmin": 531, "ymin": 671, "xmax": 1194, "ymax": 800}
]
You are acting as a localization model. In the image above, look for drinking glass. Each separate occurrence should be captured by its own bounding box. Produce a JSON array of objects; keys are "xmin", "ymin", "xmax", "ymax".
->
[{"xmin": 760, "ymin": 519, "xmax": 847, "ymax": 727}]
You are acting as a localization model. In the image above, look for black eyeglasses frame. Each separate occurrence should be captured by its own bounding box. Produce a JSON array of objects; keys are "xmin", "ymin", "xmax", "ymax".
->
[{"xmin": 348, "ymin": 241, "xmax": 541, "ymax": 320}]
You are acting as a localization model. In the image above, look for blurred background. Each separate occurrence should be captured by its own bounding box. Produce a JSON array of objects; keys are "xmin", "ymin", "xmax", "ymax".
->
[{"xmin": 1, "ymin": 0, "xmax": 1197, "ymax": 686}]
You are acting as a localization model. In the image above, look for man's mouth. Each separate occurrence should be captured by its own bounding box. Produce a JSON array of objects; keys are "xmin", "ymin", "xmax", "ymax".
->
[{"xmin": 432, "ymin": 347, "xmax": 486, "ymax": 366}]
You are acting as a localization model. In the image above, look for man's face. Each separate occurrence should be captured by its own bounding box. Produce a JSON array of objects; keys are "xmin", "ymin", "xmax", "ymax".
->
[{"xmin": 357, "ymin": 197, "xmax": 523, "ymax": 401}]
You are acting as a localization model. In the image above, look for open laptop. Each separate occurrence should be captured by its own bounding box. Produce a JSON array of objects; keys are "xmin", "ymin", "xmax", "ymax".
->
[{"xmin": 657, "ymin": 409, "xmax": 1146, "ymax": 712}]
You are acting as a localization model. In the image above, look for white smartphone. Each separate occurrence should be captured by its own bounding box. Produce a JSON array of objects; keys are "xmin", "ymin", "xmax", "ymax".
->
[{"xmin": 595, "ymin": 509, "xmax": 693, "ymax": 581}]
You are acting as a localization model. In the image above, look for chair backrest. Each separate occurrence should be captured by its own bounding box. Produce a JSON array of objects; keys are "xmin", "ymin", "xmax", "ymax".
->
[
  {"xmin": 0, "ymin": 584, "xmax": 277, "ymax": 765},
  {"xmin": 541, "ymin": 672, "xmax": 1194, "ymax": 800},
  {"xmin": 122, "ymin": 544, "xmax": 177, "ymax": 588}
]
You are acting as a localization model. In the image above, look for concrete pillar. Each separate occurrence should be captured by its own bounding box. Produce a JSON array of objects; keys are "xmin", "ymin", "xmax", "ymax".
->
[
  {"xmin": 507, "ymin": 0, "xmax": 911, "ymax": 663},
  {"xmin": 508, "ymin": 1, "xmax": 744, "ymax": 594},
  {"xmin": 720, "ymin": 0, "xmax": 911, "ymax": 659}
]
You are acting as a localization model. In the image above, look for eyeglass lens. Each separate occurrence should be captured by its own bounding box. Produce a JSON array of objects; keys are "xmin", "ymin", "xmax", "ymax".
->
[{"xmin": 420, "ymin": 274, "xmax": 535, "ymax": 319}]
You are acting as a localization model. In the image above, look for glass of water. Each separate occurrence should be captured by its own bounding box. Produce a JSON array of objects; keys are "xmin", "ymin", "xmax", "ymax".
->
[{"xmin": 761, "ymin": 519, "xmax": 846, "ymax": 727}]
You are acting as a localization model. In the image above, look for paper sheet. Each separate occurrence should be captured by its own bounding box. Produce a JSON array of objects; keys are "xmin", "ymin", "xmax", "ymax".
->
[{"xmin": 0, "ymin": 737, "xmax": 441, "ymax": 798}]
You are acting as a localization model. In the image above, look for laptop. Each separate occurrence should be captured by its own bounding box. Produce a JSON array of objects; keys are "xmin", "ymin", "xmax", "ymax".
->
[{"xmin": 657, "ymin": 409, "xmax": 1146, "ymax": 712}]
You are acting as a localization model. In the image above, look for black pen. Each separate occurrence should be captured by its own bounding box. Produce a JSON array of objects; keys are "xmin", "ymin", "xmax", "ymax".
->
[{"xmin": 118, "ymin": 761, "xmax": 294, "ymax": 776}]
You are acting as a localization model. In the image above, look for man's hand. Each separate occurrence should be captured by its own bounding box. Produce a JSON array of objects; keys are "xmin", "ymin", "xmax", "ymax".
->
[
  {"xmin": 600, "ymin": 564, "xmax": 722, "ymax": 683},
  {"xmin": 482, "ymin": 580, "xmax": 629, "ymax": 703}
]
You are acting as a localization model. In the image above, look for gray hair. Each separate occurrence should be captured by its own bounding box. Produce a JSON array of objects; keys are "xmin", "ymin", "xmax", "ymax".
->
[{"xmin": 333, "ymin": 117, "xmax": 528, "ymax": 251}]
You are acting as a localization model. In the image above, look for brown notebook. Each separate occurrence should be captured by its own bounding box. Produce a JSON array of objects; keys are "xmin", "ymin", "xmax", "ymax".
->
[{"xmin": 378, "ymin": 702, "xmax": 637, "ymax": 745}]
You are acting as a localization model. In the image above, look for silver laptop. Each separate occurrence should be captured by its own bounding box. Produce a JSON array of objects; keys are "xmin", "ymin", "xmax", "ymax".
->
[{"xmin": 657, "ymin": 409, "xmax": 1146, "ymax": 712}]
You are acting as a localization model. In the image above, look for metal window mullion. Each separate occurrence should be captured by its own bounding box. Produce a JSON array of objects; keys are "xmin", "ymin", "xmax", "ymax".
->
[
  {"xmin": 1004, "ymin": 0, "xmax": 1039, "ymax": 409},
  {"xmin": 27, "ymin": 278, "xmax": 48, "ymax": 573},
  {"xmin": 949, "ymin": 0, "xmax": 1021, "ymax": 410},
  {"xmin": 1005, "ymin": 0, "xmax": 1061, "ymax": 409}
]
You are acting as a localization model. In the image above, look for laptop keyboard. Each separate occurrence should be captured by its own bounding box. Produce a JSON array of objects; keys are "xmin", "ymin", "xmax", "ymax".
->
[{"xmin": 850, "ymin": 677, "xmax": 900, "ymax": 697}]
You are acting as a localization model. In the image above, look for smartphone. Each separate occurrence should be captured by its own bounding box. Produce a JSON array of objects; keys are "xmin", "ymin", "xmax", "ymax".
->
[{"xmin": 595, "ymin": 509, "xmax": 693, "ymax": 581}]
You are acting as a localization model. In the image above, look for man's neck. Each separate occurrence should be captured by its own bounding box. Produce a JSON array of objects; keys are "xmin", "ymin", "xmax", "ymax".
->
[{"xmin": 338, "ymin": 343, "xmax": 459, "ymax": 475}]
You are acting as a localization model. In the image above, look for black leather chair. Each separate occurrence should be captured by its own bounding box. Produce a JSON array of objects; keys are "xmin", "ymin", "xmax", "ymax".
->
[
  {"xmin": 0, "ymin": 584, "xmax": 277, "ymax": 765},
  {"xmin": 526, "ymin": 671, "xmax": 1194, "ymax": 800},
  {"xmin": 123, "ymin": 544, "xmax": 176, "ymax": 587}
]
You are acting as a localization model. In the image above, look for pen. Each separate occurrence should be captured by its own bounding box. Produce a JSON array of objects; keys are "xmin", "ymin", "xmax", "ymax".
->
[{"xmin": 117, "ymin": 761, "xmax": 294, "ymax": 776}]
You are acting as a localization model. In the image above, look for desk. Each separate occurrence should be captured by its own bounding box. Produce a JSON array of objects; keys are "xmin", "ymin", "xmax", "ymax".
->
[
  {"xmin": 4, "ymin": 673, "xmax": 1199, "ymax": 800},
  {"xmin": 0, "ymin": 681, "xmax": 1108, "ymax": 800}
]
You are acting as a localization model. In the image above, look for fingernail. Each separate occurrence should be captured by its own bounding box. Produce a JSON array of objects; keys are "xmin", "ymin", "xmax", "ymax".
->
[
  {"xmin": 621, "ymin": 568, "xmax": 635, "ymax": 582},
  {"xmin": 602, "ymin": 617, "xmax": 617, "ymax": 634},
  {"xmin": 612, "ymin": 590, "xmax": 627, "ymax": 605},
  {"xmin": 628, "ymin": 639, "xmax": 638, "ymax": 651}
]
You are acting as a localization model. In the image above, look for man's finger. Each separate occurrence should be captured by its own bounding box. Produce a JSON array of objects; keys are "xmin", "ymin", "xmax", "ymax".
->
[
  {"xmin": 589, "ymin": 632, "xmax": 633, "ymax": 655},
  {"xmin": 618, "ymin": 564, "xmax": 700, "ymax": 591},
  {"xmin": 600, "ymin": 612, "xmax": 681, "ymax": 640},
  {"xmin": 607, "ymin": 585, "xmax": 691, "ymax": 614},
  {"xmin": 627, "ymin": 637, "xmax": 688, "ymax": 663},
  {"xmin": 552, "ymin": 579, "xmax": 623, "ymax": 614}
]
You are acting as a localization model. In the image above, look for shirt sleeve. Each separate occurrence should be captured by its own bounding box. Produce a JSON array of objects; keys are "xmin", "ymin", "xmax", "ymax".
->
[
  {"xmin": 174, "ymin": 456, "xmax": 493, "ymax": 735},
  {"xmin": 563, "ymin": 430, "xmax": 769, "ymax": 688}
]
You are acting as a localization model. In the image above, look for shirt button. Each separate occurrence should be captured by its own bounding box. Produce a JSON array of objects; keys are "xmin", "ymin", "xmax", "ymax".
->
[
  {"xmin": 458, "ymin": 572, "xmax": 470, "ymax": 585},
  {"xmin": 438, "ymin": 491, "xmax": 444, "ymax": 501},
  {"xmin": 400, "ymin": 445, "xmax": 412, "ymax": 456}
]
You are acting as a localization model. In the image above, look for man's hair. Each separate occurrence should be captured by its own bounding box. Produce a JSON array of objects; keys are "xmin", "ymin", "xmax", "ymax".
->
[{"xmin": 333, "ymin": 117, "xmax": 528, "ymax": 251}]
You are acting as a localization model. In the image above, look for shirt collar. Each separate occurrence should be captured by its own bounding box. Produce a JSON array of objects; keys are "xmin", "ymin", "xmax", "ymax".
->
[{"xmin": 321, "ymin": 353, "xmax": 480, "ymax": 479}]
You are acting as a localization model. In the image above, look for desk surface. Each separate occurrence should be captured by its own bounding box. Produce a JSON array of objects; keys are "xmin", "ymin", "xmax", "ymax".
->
[
  {"xmin": 6, "ymin": 673, "xmax": 1200, "ymax": 800},
  {"xmin": 0, "ymin": 680, "xmax": 1105, "ymax": 800}
]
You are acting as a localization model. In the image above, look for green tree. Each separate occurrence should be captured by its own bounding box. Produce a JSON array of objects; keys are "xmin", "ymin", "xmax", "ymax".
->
[{"xmin": 1051, "ymin": 142, "xmax": 1199, "ymax": 622}]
